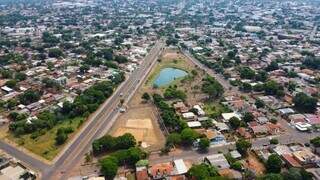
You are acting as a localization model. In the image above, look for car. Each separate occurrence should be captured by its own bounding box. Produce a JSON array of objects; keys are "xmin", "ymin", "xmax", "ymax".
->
[
  {"xmin": 119, "ymin": 108, "xmax": 126, "ymax": 113},
  {"xmin": 304, "ymin": 143, "xmax": 310, "ymax": 147}
]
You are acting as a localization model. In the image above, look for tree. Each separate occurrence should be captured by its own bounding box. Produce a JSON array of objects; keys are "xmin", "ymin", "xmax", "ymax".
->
[
  {"xmin": 180, "ymin": 128, "xmax": 198, "ymax": 146},
  {"xmin": 114, "ymin": 55, "xmax": 128, "ymax": 64},
  {"xmin": 236, "ymin": 139, "xmax": 252, "ymax": 155},
  {"xmin": 166, "ymin": 37, "xmax": 178, "ymax": 46},
  {"xmin": 240, "ymin": 67, "xmax": 255, "ymax": 79},
  {"xmin": 270, "ymin": 138, "xmax": 279, "ymax": 144},
  {"xmin": 187, "ymin": 163, "xmax": 219, "ymax": 179},
  {"xmin": 265, "ymin": 61, "xmax": 279, "ymax": 72},
  {"xmin": 100, "ymin": 157, "xmax": 118, "ymax": 179},
  {"xmin": 79, "ymin": 64, "xmax": 90, "ymax": 74},
  {"xmin": 264, "ymin": 80, "xmax": 284, "ymax": 97},
  {"xmin": 55, "ymin": 131, "xmax": 67, "ymax": 145},
  {"xmin": 303, "ymin": 56, "xmax": 320, "ymax": 70},
  {"xmin": 199, "ymin": 138, "xmax": 210, "ymax": 151},
  {"xmin": 229, "ymin": 117, "xmax": 241, "ymax": 129},
  {"xmin": 15, "ymin": 72, "xmax": 27, "ymax": 81},
  {"xmin": 5, "ymin": 80, "xmax": 17, "ymax": 89},
  {"xmin": 266, "ymin": 154, "xmax": 282, "ymax": 173},
  {"xmin": 164, "ymin": 86, "xmax": 187, "ymax": 100},
  {"xmin": 255, "ymin": 99, "xmax": 265, "ymax": 108},
  {"xmin": 166, "ymin": 133, "xmax": 181, "ymax": 147},
  {"xmin": 141, "ymin": 92, "xmax": 150, "ymax": 102},
  {"xmin": 230, "ymin": 161, "xmax": 242, "ymax": 171},
  {"xmin": 287, "ymin": 81, "xmax": 296, "ymax": 92},
  {"xmin": 241, "ymin": 82, "xmax": 252, "ymax": 92},
  {"xmin": 114, "ymin": 133, "xmax": 136, "ymax": 150},
  {"xmin": 255, "ymin": 70, "xmax": 268, "ymax": 82},
  {"xmin": 243, "ymin": 112, "xmax": 254, "ymax": 123},
  {"xmin": 18, "ymin": 89, "xmax": 41, "ymax": 105},
  {"xmin": 310, "ymin": 137, "xmax": 320, "ymax": 147},
  {"xmin": 201, "ymin": 76, "xmax": 224, "ymax": 99},
  {"xmin": 48, "ymin": 48, "xmax": 63, "ymax": 58},
  {"xmin": 293, "ymin": 92, "xmax": 318, "ymax": 113},
  {"xmin": 261, "ymin": 173, "xmax": 283, "ymax": 180}
]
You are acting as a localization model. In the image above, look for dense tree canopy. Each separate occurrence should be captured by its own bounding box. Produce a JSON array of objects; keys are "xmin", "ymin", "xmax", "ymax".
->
[
  {"xmin": 201, "ymin": 76, "xmax": 224, "ymax": 99},
  {"xmin": 236, "ymin": 138, "xmax": 252, "ymax": 155},
  {"xmin": 239, "ymin": 67, "xmax": 255, "ymax": 79},
  {"xmin": 293, "ymin": 92, "xmax": 318, "ymax": 113},
  {"xmin": 266, "ymin": 154, "xmax": 282, "ymax": 173},
  {"xmin": 187, "ymin": 163, "xmax": 220, "ymax": 179}
]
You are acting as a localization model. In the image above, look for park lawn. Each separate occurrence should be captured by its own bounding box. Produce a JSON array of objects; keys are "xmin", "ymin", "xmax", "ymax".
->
[
  {"xmin": 7, "ymin": 117, "xmax": 84, "ymax": 160},
  {"xmin": 203, "ymin": 101, "xmax": 231, "ymax": 118},
  {"xmin": 145, "ymin": 56, "xmax": 194, "ymax": 88}
]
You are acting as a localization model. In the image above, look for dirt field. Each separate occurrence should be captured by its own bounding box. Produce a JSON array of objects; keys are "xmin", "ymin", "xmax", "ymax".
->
[
  {"xmin": 242, "ymin": 152, "xmax": 266, "ymax": 175},
  {"xmin": 110, "ymin": 104, "xmax": 165, "ymax": 151}
]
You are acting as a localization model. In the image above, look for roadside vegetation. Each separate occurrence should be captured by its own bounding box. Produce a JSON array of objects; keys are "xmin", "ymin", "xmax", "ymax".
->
[
  {"xmin": 7, "ymin": 75, "xmax": 125, "ymax": 160},
  {"xmin": 92, "ymin": 133, "xmax": 146, "ymax": 179}
]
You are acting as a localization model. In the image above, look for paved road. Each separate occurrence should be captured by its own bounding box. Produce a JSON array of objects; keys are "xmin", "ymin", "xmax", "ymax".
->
[
  {"xmin": 0, "ymin": 41, "xmax": 165, "ymax": 180},
  {"xmin": 182, "ymin": 50, "xmax": 233, "ymax": 91},
  {"xmin": 49, "ymin": 40, "xmax": 165, "ymax": 180},
  {"xmin": 148, "ymin": 132, "xmax": 318, "ymax": 165}
]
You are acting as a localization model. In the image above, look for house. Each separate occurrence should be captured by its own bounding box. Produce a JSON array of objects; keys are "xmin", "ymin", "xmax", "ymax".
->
[
  {"xmin": 250, "ymin": 124, "xmax": 268, "ymax": 137},
  {"xmin": 173, "ymin": 102, "xmax": 188, "ymax": 113},
  {"xmin": 288, "ymin": 114, "xmax": 306, "ymax": 124},
  {"xmin": 182, "ymin": 112, "xmax": 196, "ymax": 120},
  {"xmin": 204, "ymin": 154, "xmax": 230, "ymax": 170},
  {"xmin": 266, "ymin": 123, "xmax": 282, "ymax": 135},
  {"xmin": 295, "ymin": 122, "xmax": 312, "ymax": 132},
  {"xmin": 292, "ymin": 148, "xmax": 319, "ymax": 167},
  {"xmin": 305, "ymin": 114, "xmax": 320, "ymax": 125},
  {"xmin": 230, "ymin": 150, "xmax": 242, "ymax": 159},
  {"xmin": 203, "ymin": 129, "xmax": 226, "ymax": 145},
  {"xmin": 136, "ymin": 166, "xmax": 149, "ymax": 180},
  {"xmin": 218, "ymin": 169, "xmax": 242, "ymax": 180},
  {"xmin": 0, "ymin": 165, "xmax": 27, "ymax": 180},
  {"xmin": 256, "ymin": 116, "xmax": 268, "ymax": 124},
  {"xmin": 193, "ymin": 105, "xmax": 205, "ymax": 116},
  {"xmin": 1, "ymin": 86, "xmax": 13, "ymax": 94},
  {"xmin": 281, "ymin": 154, "xmax": 302, "ymax": 168},
  {"xmin": 272, "ymin": 145, "xmax": 292, "ymax": 156},
  {"xmin": 237, "ymin": 127, "xmax": 252, "ymax": 139},
  {"xmin": 214, "ymin": 122, "xmax": 230, "ymax": 132},
  {"xmin": 149, "ymin": 162, "xmax": 173, "ymax": 179},
  {"xmin": 221, "ymin": 112, "xmax": 241, "ymax": 122},
  {"xmin": 173, "ymin": 159, "xmax": 188, "ymax": 175},
  {"xmin": 187, "ymin": 121, "xmax": 201, "ymax": 129}
]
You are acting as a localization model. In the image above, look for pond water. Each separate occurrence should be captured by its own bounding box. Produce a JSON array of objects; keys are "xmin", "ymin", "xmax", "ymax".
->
[{"xmin": 153, "ymin": 67, "xmax": 188, "ymax": 87}]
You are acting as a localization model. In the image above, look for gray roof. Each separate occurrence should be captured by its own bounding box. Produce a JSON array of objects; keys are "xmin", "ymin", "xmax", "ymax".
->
[{"xmin": 205, "ymin": 154, "xmax": 230, "ymax": 169}]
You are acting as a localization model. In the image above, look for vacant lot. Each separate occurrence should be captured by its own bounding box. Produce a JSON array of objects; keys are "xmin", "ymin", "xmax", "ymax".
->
[
  {"xmin": 110, "ymin": 105, "xmax": 165, "ymax": 151},
  {"xmin": 242, "ymin": 152, "xmax": 266, "ymax": 175},
  {"xmin": 6, "ymin": 117, "xmax": 84, "ymax": 160}
]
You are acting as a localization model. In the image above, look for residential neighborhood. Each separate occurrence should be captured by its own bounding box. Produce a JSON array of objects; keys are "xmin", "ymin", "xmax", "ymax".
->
[{"xmin": 0, "ymin": 0, "xmax": 320, "ymax": 179}]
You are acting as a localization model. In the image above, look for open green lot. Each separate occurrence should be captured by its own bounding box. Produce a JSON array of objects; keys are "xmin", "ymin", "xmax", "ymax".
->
[
  {"xmin": 203, "ymin": 101, "xmax": 231, "ymax": 118},
  {"xmin": 7, "ymin": 117, "xmax": 84, "ymax": 160}
]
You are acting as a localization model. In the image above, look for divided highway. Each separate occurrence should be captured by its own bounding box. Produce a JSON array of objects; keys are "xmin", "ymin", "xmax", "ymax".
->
[{"xmin": 0, "ymin": 40, "xmax": 165, "ymax": 180}]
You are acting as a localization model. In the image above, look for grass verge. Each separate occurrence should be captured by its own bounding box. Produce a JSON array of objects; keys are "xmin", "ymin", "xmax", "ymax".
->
[{"xmin": 6, "ymin": 117, "xmax": 84, "ymax": 160}]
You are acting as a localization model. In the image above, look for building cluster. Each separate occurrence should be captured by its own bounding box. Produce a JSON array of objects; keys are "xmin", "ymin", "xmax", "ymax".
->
[{"xmin": 0, "ymin": 151, "xmax": 36, "ymax": 180}]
